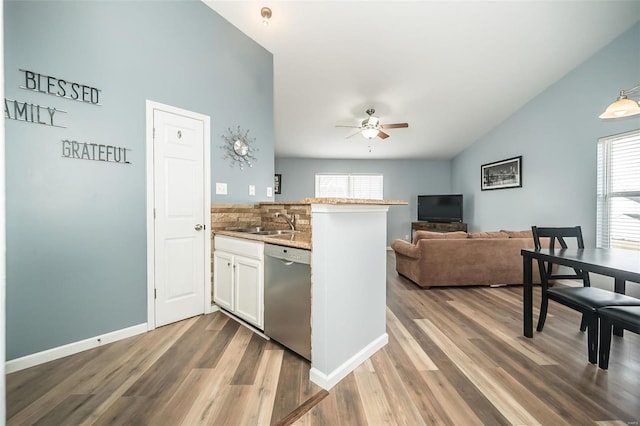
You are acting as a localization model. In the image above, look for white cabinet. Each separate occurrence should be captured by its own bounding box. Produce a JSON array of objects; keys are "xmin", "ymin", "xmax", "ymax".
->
[{"xmin": 213, "ymin": 236, "xmax": 264, "ymax": 329}]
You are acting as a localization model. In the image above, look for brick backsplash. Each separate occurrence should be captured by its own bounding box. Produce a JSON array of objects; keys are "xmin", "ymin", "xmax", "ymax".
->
[{"xmin": 211, "ymin": 203, "xmax": 311, "ymax": 232}]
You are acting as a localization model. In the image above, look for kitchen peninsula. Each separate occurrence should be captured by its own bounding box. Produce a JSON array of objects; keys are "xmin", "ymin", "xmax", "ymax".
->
[{"xmin": 212, "ymin": 198, "xmax": 406, "ymax": 390}]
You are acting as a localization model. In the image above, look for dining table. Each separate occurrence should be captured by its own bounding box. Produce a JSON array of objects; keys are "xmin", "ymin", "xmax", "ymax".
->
[{"xmin": 521, "ymin": 247, "xmax": 640, "ymax": 338}]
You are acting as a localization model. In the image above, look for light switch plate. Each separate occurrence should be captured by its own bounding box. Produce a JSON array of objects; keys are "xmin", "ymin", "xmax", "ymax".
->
[
  {"xmin": 249, "ymin": 185, "xmax": 256, "ymax": 196},
  {"xmin": 216, "ymin": 182, "xmax": 228, "ymax": 195},
  {"xmin": 267, "ymin": 186, "xmax": 273, "ymax": 197}
]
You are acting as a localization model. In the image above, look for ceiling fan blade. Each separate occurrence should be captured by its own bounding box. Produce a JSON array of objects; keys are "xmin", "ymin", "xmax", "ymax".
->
[
  {"xmin": 346, "ymin": 130, "xmax": 363, "ymax": 139},
  {"xmin": 380, "ymin": 123, "xmax": 409, "ymax": 129},
  {"xmin": 335, "ymin": 125, "xmax": 361, "ymax": 128},
  {"xmin": 378, "ymin": 131, "xmax": 390, "ymax": 139}
]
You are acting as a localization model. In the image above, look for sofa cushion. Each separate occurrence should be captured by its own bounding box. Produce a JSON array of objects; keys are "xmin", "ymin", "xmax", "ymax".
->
[
  {"xmin": 501, "ymin": 230, "xmax": 533, "ymax": 238},
  {"xmin": 468, "ymin": 231, "xmax": 509, "ymax": 239},
  {"xmin": 413, "ymin": 231, "xmax": 468, "ymax": 242}
]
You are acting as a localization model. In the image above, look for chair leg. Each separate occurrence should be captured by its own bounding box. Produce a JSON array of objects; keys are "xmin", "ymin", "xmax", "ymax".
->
[
  {"xmin": 613, "ymin": 325, "xmax": 624, "ymax": 337},
  {"xmin": 598, "ymin": 316, "xmax": 613, "ymax": 369},
  {"xmin": 579, "ymin": 314, "xmax": 587, "ymax": 332},
  {"xmin": 587, "ymin": 313, "xmax": 598, "ymax": 364},
  {"xmin": 536, "ymin": 295, "xmax": 549, "ymax": 332}
]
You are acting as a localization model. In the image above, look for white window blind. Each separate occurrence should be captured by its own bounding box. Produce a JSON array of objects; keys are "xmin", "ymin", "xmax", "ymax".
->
[
  {"xmin": 597, "ymin": 129, "xmax": 640, "ymax": 251},
  {"xmin": 315, "ymin": 173, "xmax": 383, "ymax": 200}
]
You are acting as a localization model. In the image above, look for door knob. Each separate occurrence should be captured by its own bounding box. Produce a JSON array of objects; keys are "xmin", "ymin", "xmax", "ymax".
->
[{"xmin": 194, "ymin": 224, "xmax": 204, "ymax": 231}]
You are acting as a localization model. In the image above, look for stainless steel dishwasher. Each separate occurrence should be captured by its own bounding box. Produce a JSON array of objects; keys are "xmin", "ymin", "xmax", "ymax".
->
[{"xmin": 264, "ymin": 243, "xmax": 311, "ymax": 361}]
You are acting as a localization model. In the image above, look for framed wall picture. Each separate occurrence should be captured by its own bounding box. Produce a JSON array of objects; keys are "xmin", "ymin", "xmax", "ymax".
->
[
  {"xmin": 481, "ymin": 156, "xmax": 522, "ymax": 190},
  {"xmin": 274, "ymin": 174, "xmax": 281, "ymax": 194}
]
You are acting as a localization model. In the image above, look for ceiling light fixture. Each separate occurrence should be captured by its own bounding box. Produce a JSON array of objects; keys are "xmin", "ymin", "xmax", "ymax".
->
[
  {"xmin": 261, "ymin": 7, "xmax": 272, "ymax": 26},
  {"xmin": 361, "ymin": 112, "xmax": 380, "ymax": 139},
  {"xmin": 599, "ymin": 84, "xmax": 640, "ymax": 119},
  {"xmin": 361, "ymin": 126, "xmax": 379, "ymax": 139}
]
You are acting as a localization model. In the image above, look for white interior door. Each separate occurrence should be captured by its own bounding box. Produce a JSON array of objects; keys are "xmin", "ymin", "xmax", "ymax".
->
[{"xmin": 152, "ymin": 107, "xmax": 207, "ymax": 327}]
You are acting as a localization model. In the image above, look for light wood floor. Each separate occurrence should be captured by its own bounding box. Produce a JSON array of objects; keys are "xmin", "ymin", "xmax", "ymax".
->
[{"xmin": 7, "ymin": 252, "xmax": 640, "ymax": 425}]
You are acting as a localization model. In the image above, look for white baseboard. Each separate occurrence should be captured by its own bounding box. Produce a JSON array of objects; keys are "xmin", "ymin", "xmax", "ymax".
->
[
  {"xmin": 310, "ymin": 333, "xmax": 388, "ymax": 390},
  {"xmin": 5, "ymin": 323, "xmax": 148, "ymax": 374}
]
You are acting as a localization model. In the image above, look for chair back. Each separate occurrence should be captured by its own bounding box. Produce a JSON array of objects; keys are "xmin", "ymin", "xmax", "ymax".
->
[
  {"xmin": 531, "ymin": 226, "xmax": 585, "ymax": 251},
  {"xmin": 531, "ymin": 225, "xmax": 589, "ymax": 285}
]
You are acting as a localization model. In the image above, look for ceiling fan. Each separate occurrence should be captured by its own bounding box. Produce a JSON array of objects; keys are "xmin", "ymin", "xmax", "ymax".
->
[{"xmin": 336, "ymin": 108, "xmax": 409, "ymax": 140}]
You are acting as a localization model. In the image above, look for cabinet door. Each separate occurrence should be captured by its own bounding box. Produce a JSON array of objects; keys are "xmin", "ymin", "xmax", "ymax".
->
[
  {"xmin": 234, "ymin": 256, "xmax": 264, "ymax": 329},
  {"xmin": 213, "ymin": 251, "xmax": 234, "ymax": 311}
]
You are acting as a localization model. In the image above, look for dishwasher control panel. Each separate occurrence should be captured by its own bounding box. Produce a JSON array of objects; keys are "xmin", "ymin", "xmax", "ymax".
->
[{"xmin": 264, "ymin": 244, "xmax": 310, "ymax": 264}]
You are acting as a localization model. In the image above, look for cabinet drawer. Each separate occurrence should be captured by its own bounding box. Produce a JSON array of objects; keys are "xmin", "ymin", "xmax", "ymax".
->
[{"xmin": 214, "ymin": 235, "xmax": 264, "ymax": 260}]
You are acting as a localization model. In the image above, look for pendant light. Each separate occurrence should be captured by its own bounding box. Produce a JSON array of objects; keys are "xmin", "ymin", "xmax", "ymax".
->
[{"xmin": 599, "ymin": 85, "xmax": 640, "ymax": 119}]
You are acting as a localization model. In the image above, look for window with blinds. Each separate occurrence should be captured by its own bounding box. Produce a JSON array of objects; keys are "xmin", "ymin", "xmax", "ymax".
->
[
  {"xmin": 315, "ymin": 173, "xmax": 383, "ymax": 200},
  {"xmin": 596, "ymin": 129, "xmax": 640, "ymax": 251}
]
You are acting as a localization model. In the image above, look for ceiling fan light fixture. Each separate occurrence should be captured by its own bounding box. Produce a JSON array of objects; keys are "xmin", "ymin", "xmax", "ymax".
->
[
  {"xmin": 599, "ymin": 86, "xmax": 640, "ymax": 119},
  {"xmin": 361, "ymin": 127, "xmax": 379, "ymax": 139}
]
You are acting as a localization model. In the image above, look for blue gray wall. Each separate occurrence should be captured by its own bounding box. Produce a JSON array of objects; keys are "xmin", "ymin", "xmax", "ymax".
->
[
  {"xmin": 5, "ymin": 0, "xmax": 274, "ymax": 360},
  {"xmin": 452, "ymin": 23, "xmax": 640, "ymax": 247},
  {"xmin": 275, "ymin": 158, "xmax": 452, "ymax": 244}
]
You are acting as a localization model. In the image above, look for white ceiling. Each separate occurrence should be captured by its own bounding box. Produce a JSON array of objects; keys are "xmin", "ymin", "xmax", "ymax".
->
[{"xmin": 205, "ymin": 1, "xmax": 640, "ymax": 160}]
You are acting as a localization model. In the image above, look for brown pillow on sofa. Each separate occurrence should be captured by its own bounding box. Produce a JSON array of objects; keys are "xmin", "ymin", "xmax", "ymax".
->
[
  {"xmin": 501, "ymin": 230, "xmax": 533, "ymax": 238},
  {"xmin": 468, "ymin": 231, "xmax": 509, "ymax": 239},
  {"xmin": 413, "ymin": 231, "xmax": 468, "ymax": 242}
]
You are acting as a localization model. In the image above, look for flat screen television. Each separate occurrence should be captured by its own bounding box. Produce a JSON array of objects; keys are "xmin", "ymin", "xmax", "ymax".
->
[{"xmin": 417, "ymin": 194, "xmax": 463, "ymax": 223}]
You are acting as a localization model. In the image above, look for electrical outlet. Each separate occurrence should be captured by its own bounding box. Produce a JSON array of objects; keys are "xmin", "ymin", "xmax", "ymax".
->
[
  {"xmin": 215, "ymin": 182, "xmax": 228, "ymax": 195},
  {"xmin": 249, "ymin": 185, "xmax": 256, "ymax": 196},
  {"xmin": 267, "ymin": 186, "xmax": 273, "ymax": 197},
  {"xmin": 405, "ymin": 234, "xmax": 410, "ymax": 241}
]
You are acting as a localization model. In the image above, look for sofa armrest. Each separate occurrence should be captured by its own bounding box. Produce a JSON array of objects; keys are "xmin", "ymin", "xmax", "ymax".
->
[{"xmin": 391, "ymin": 239, "xmax": 421, "ymax": 259}]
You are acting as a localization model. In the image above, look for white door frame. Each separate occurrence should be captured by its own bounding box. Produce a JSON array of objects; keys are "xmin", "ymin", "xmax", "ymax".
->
[{"xmin": 145, "ymin": 100, "xmax": 212, "ymax": 330}]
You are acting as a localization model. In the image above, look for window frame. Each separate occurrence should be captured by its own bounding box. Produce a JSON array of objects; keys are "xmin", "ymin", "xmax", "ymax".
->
[
  {"xmin": 314, "ymin": 173, "xmax": 384, "ymax": 200},
  {"xmin": 596, "ymin": 129, "xmax": 640, "ymax": 250}
]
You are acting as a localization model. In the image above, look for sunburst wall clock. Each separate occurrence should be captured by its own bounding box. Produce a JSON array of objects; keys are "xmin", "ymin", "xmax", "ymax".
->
[{"xmin": 220, "ymin": 126, "xmax": 258, "ymax": 170}]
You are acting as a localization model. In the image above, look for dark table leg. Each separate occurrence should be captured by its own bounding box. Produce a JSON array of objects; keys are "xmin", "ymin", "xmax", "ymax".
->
[
  {"xmin": 613, "ymin": 278, "xmax": 625, "ymax": 337},
  {"xmin": 523, "ymin": 255, "xmax": 533, "ymax": 338}
]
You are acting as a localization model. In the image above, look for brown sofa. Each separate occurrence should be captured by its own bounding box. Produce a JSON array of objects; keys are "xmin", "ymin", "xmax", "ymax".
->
[{"xmin": 390, "ymin": 230, "xmax": 545, "ymax": 288}]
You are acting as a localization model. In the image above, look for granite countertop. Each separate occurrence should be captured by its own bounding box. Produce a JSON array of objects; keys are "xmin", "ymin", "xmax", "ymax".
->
[
  {"xmin": 214, "ymin": 230, "xmax": 312, "ymax": 250},
  {"xmin": 260, "ymin": 198, "xmax": 407, "ymax": 206}
]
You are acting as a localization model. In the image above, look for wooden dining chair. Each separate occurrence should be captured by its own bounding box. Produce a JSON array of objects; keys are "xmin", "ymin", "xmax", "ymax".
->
[
  {"xmin": 532, "ymin": 226, "xmax": 590, "ymax": 331},
  {"xmin": 531, "ymin": 226, "xmax": 640, "ymax": 363}
]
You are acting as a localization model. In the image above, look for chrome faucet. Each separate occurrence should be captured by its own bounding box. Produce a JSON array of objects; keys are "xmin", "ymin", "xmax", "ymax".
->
[{"xmin": 275, "ymin": 212, "xmax": 295, "ymax": 231}]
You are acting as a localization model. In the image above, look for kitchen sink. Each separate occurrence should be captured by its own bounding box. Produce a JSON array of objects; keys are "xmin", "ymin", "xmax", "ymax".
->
[
  {"xmin": 232, "ymin": 227, "xmax": 297, "ymax": 235},
  {"xmin": 253, "ymin": 229, "xmax": 298, "ymax": 235}
]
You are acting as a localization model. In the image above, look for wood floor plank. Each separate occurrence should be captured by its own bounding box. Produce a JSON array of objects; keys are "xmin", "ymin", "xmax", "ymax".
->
[
  {"xmin": 383, "ymin": 331, "xmax": 454, "ymax": 424},
  {"xmin": 7, "ymin": 343, "xmax": 103, "ymax": 418},
  {"xmin": 419, "ymin": 370, "xmax": 485, "ymax": 426},
  {"xmin": 238, "ymin": 349, "xmax": 284, "ymax": 426},
  {"xmin": 415, "ymin": 317, "xmax": 540, "ymax": 425},
  {"xmin": 196, "ymin": 316, "xmax": 241, "ymax": 368},
  {"xmin": 448, "ymin": 299, "xmax": 558, "ymax": 365},
  {"xmin": 8, "ymin": 317, "xmax": 196, "ymax": 426},
  {"xmin": 92, "ymin": 395, "xmax": 155, "ymax": 425},
  {"xmin": 330, "ymin": 374, "xmax": 368, "ymax": 426},
  {"xmin": 368, "ymin": 348, "xmax": 426, "ymax": 425},
  {"xmin": 31, "ymin": 394, "xmax": 96, "ymax": 426},
  {"xmin": 232, "ymin": 332, "xmax": 268, "ymax": 385},
  {"xmin": 146, "ymin": 368, "xmax": 215, "ymax": 426},
  {"xmin": 386, "ymin": 306, "xmax": 438, "ymax": 371},
  {"xmin": 179, "ymin": 325, "xmax": 254, "ymax": 425},
  {"xmin": 471, "ymin": 336, "xmax": 617, "ymax": 424},
  {"xmin": 353, "ymin": 362, "xmax": 396, "ymax": 425},
  {"xmin": 270, "ymin": 350, "xmax": 306, "ymax": 424}
]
